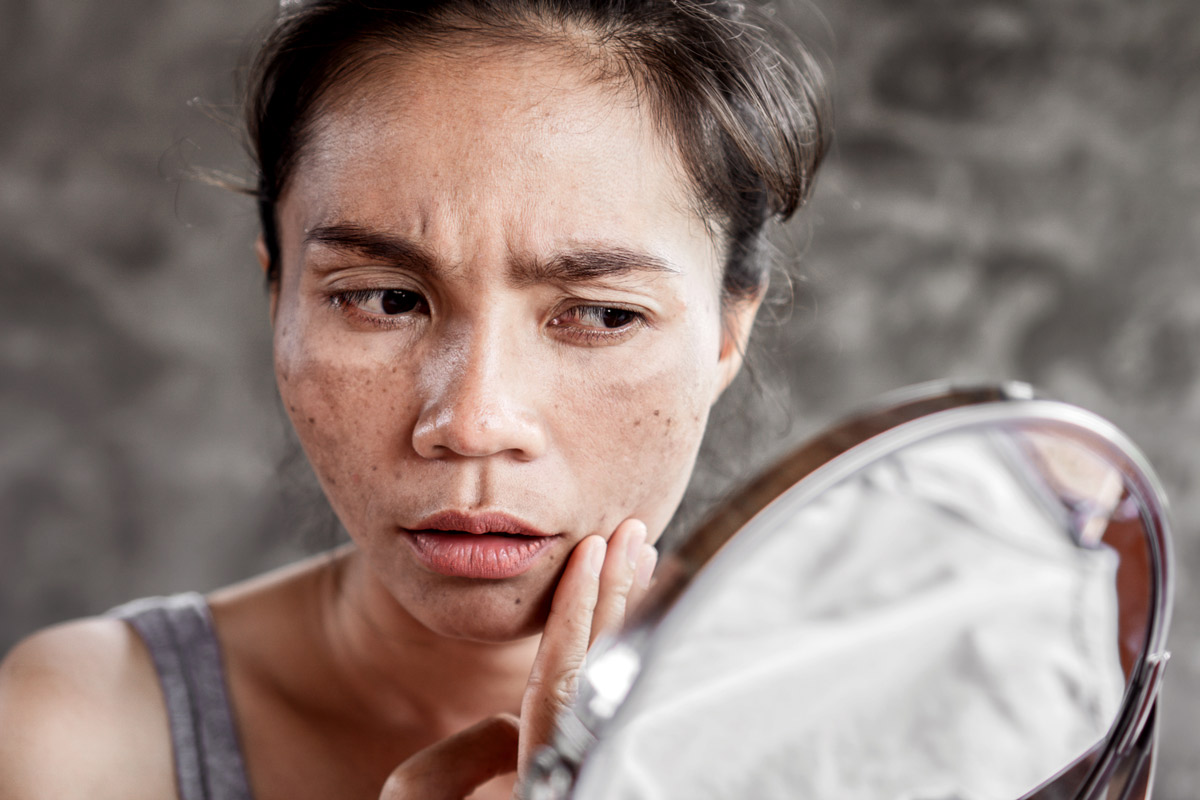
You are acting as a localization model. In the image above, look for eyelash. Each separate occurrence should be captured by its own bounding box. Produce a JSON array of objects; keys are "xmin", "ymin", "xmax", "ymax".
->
[
  {"xmin": 549, "ymin": 304, "xmax": 647, "ymax": 343},
  {"xmin": 328, "ymin": 289, "xmax": 428, "ymax": 328},
  {"xmin": 328, "ymin": 289, "xmax": 646, "ymax": 343}
]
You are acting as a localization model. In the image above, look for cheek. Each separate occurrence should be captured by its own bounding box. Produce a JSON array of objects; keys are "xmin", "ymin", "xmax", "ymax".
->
[
  {"xmin": 274, "ymin": 326, "xmax": 416, "ymax": 525},
  {"xmin": 564, "ymin": 320, "xmax": 720, "ymax": 540}
]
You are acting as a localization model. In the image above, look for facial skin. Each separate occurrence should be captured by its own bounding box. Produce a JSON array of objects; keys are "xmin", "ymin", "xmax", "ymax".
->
[{"xmin": 267, "ymin": 42, "xmax": 758, "ymax": 643}]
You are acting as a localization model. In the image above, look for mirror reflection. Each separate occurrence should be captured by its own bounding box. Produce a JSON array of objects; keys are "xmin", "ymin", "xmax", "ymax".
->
[{"xmin": 564, "ymin": 417, "xmax": 1159, "ymax": 800}]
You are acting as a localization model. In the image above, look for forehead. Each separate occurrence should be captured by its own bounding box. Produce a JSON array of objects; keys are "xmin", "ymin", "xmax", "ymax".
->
[{"xmin": 282, "ymin": 43, "xmax": 716, "ymax": 267}]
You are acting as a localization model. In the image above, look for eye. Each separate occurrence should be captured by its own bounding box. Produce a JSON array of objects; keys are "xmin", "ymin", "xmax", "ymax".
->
[
  {"xmin": 333, "ymin": 288, "xmax": 428, "ymax": 317},
  {"xmin": 549, "ymin": 304, "xmax": 646, "ymax": 343},
  {"xmin": 376, "ymin": 290, "xmax": 423, "ymax": 315},
  {"xmin": 576, "ymin": 306, "xmax": 638, "ymax": 329}
]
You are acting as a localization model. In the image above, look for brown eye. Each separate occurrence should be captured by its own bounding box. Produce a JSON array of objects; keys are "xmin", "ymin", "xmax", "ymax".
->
[
  {"xmin": 379, "ymin": 290, "xmax": 422, "ymax": 315},
  {"xmin": 566, "ymin": 305, "xmax": 641, "ymax": 330},
  {"xmin": 548, "ymin": 303, "xmax": 647, "ymax": 345},
  {"xmin": 335, "ymin": 288, "xmax": 428, "ymax": 317},
  {"xmin": 598, "ymin": 308, "xmax": 637, "ymax": 328}
]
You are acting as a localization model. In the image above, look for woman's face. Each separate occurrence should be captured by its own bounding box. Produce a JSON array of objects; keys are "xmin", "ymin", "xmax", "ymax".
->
[{"xmin": 269, "ymin": 44, "xmax": 756, "ymax": 641}]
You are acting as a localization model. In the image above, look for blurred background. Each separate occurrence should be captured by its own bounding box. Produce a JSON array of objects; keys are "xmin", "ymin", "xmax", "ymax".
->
[{"xmin": 1, "ymin": 0, "xmax": 1196, "ymax": 795}]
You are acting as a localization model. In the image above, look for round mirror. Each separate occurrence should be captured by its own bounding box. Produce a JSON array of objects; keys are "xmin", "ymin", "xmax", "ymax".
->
[{"xmin": 520, "ymin": 383, "xmax": 1173, "ymax": 800}]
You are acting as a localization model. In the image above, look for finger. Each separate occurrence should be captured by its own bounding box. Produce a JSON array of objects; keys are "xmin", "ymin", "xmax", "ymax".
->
[
  {"xmin": 589, "ymin": 519, "xmax": 647, "ymax": 646},
  {"xmin": 519, "ymin": 535, "xmax": 605, "ymax": 774},
  {"xmin": 380, "ymin": 714, "xmax": 519, "ymax": 800},
  {"xmin": 625, "ymin": 542, "xmax": 658, "ymax": 619}
]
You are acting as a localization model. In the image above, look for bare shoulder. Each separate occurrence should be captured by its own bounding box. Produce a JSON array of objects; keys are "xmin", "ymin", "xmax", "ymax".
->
[{"xmin": 0, "ymin": 617, "xmax": 175, "ymax": 800}]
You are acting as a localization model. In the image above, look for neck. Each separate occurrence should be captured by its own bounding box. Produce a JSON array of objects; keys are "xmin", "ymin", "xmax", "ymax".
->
[{"xmin": 317, "ymin": 547, "xmax": 541, "ymax": 735}]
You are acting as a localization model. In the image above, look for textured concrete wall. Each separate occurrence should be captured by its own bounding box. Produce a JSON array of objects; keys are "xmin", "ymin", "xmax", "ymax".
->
[{"xmin": 2, "ymin": 0, "xmax": 1197, "ymax": 795}]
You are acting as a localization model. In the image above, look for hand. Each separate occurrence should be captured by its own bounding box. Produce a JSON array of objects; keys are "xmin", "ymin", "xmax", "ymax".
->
[
  {"xmin": 379, "ymin": 520, "xmax": 657, "ymax": 800},
  {"xmin": 518, "ymin": 519, "xmax": 658, "ymax": 780}
]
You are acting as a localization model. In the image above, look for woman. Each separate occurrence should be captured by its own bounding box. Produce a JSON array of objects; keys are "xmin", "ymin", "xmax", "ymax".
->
[{"xmin": 0, "ymin": 1, "xmax": 828, "ymax": 797}]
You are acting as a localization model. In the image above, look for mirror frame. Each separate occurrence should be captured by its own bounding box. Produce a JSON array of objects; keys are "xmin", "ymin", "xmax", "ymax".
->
[{"xmin": 521, "ymin": 381, "xmax": 1174, "ymax": 800}]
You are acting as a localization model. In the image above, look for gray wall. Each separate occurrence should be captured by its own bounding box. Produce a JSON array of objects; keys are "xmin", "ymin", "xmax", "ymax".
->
[{"xmin": 2, "ymin": 0, "xmax": 1197, "ymax": 795}]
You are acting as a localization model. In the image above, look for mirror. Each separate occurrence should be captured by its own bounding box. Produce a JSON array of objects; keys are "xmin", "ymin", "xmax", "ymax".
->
[{"xmin": 520, "ymin": 383, "xmax": 1173, "ymax": 800}]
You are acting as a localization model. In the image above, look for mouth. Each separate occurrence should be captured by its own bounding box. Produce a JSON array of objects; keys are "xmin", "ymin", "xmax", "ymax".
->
[{"xmin": 401, "ymin": 511, "xmax": 560, "ymax": 579}]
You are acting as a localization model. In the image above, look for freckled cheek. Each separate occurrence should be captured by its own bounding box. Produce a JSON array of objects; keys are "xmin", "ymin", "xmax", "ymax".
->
[
  {"xmin": 568, "ymin": 343, "xmax": 716, "ymax": 540},
  {"xmin": 275, "ymin": 336, "xmax": 419, "ymax": 526}
]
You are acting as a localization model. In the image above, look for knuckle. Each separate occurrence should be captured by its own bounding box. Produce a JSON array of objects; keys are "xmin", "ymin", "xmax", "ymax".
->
[{"xmin": 526, "ymin": 664, "xmax": 581, "ymax": 707}]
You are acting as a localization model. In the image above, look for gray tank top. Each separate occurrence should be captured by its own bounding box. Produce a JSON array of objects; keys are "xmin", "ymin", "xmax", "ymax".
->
[{"xmin": 111, "ymin": 593, "xmax": 254, "ymax": 800}]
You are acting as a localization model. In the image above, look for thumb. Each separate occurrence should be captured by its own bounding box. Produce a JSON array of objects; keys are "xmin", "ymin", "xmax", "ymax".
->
[{"xmin": 381, "ymin": 714, "xmax": 520, "ymax": 800}]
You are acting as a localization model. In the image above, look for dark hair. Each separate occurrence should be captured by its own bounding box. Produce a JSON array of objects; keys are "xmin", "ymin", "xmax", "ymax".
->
[{"xmin": 245, "ymin": 0, "xmax": 830, "ymax": 304}]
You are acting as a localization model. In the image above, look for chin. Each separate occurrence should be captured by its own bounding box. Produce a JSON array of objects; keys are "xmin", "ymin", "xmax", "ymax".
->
[{"xmin": 407, "ymin": 576, "xmax": 557, "ymax": 643}]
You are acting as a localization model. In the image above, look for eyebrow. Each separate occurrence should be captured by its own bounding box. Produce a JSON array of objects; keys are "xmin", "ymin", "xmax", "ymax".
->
[
  {"xmin": 513, "ymin": 248, "xmax": 680, "ymax": 286},
  {"xmin": 304, "ymin": 224, "xmax": 438, "ymax": 274},
  {"xmin": 304, "ymin": 222, "xmax": 680, "ymax": 284}
]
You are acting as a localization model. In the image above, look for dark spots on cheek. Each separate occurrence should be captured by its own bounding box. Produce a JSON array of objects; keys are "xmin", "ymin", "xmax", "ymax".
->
[
  {"xmin": 371, "ymin": 466, "xmax": 378, "ymax": 472},
  {"xmin": 666, "ymin": 417, "xmax": 673, "ymax": 428},
  {"xmin": 514, "ymin": 597, "xmax": 522, "ymax": 605},
  {"xmin": 634, "ymin": 419, "xmax": 642, "ymax": 427},
  {"xmin": 307, "ymin": 417, "xmax": 316, "ymax": 425},
  {"xmin": 653, "ymin": 409, "xmax": 661, "ymax": 417}
]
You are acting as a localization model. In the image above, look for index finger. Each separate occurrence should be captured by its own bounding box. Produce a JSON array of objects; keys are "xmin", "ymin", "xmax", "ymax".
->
[{"xmin": 518, "ymin": 535, "xmax": 605, "ymax": 776}]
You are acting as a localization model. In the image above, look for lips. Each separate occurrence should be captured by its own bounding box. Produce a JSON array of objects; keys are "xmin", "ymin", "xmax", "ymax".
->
[{"xmin": 402, "ymin": 511, "xmax": 559, "ymax": 579}]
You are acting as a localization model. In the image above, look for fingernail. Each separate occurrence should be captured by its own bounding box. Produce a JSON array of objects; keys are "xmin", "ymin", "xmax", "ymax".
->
[
  {"xmin": 588, "ymin": 538, "xmax": 606, "ymax": 577},
  {"xmin": 635, "ymin": 545, "xmax": 657, "ymax": 589},
  {"xmin": 625, "ymin": 522, "xmax": 647, "ymax": 567}
]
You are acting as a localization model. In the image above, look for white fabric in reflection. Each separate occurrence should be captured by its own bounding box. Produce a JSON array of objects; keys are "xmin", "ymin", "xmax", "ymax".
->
[{"xmin": 574, "ymin": 431, "xmax": 1125, "ymax": 800}]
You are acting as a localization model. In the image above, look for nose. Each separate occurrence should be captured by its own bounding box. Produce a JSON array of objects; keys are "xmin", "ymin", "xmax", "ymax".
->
[{"xmin": 411, "ymin": 326, "xmax": 547, "ymax": 461}]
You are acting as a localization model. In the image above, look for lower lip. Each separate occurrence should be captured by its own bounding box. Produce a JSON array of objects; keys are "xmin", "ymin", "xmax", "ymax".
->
[{"xmin": 404, "ymin": 531, "xmax": 557, "ymax": 579}]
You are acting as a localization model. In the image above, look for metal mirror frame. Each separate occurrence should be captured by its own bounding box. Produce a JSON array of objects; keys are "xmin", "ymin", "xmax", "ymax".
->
[{"xmin": 521, "ymin": 381, "xmax": 1174, "ymax": 800}]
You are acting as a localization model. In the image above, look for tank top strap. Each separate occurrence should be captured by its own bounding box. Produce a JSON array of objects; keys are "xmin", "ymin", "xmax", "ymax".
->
[{"xmin": 110, "ymin": 593, "xmax": 254, "ymax": 800}]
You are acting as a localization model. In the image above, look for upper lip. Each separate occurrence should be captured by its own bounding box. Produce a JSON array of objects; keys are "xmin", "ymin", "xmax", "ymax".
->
[{"xmin": 406, "ymin": 510, "xmax": 555, "ymax": 537}]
